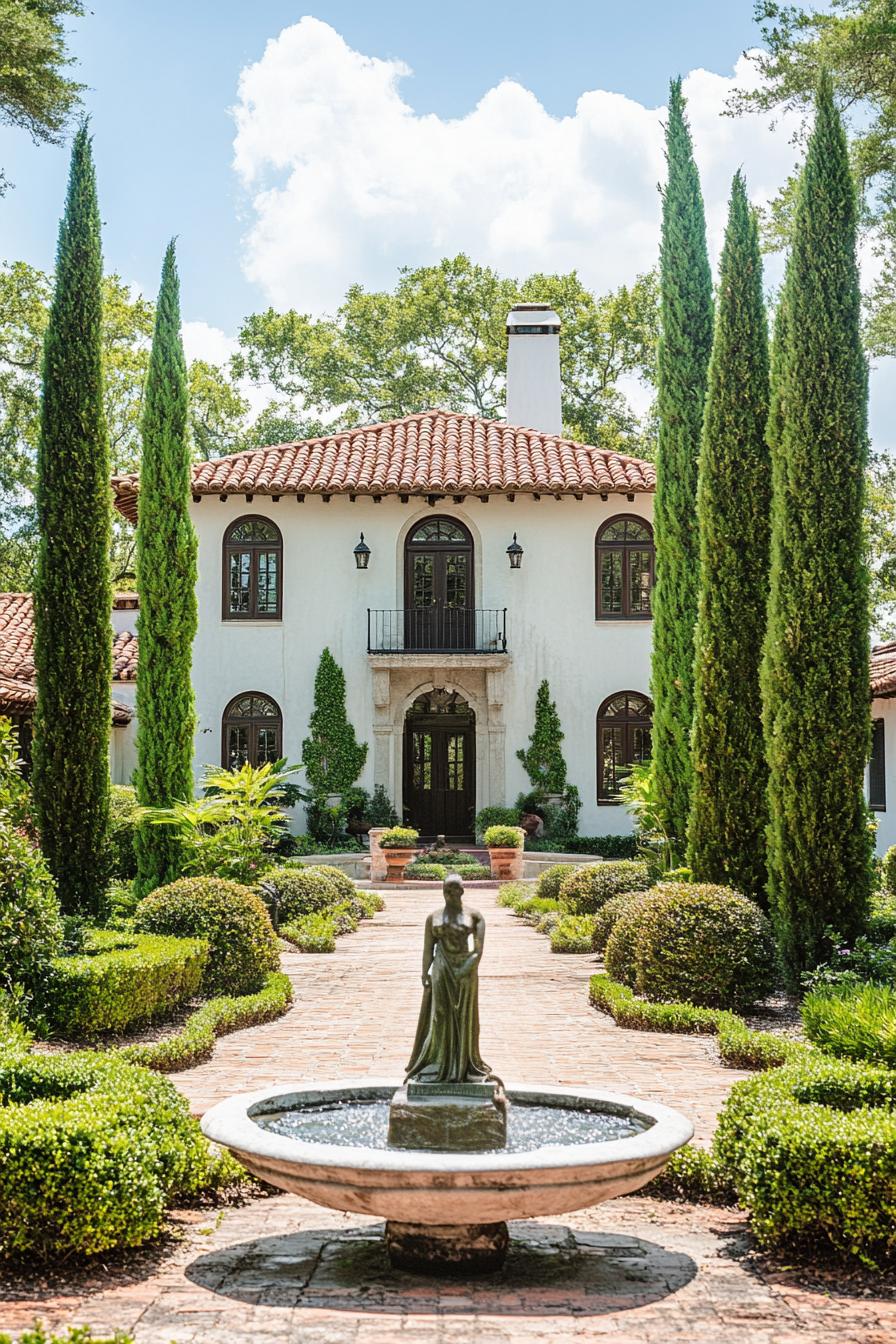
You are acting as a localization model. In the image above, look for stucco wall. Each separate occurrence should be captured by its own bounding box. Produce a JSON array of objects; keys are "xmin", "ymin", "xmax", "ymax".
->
[
  {"xmin": 871, "ymin": 695, "xmax": 896, "ymax": 855},
  {"xmin": 189, "ymin": 492, "xmax": 655, "ymax": 836}
]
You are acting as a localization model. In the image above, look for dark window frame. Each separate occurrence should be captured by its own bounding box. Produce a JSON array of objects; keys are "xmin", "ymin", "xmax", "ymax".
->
[
  {"xmin": 221, "ymin": 691, "xmax": 283, "ymax": 769},
  {"xmin": 870, "ymin": 717, "xmax": 886, "ymax": 812},
  {"xmin": 595, "ymin": 514, "xmax": 655, "ymax": 620},
  {"xmin": 222, "ymin": 515, "xmax": 283, "ymax": 621},
  {"xmin": 597, "ymin": 690, "xmax": 653, "ymax": 804}
]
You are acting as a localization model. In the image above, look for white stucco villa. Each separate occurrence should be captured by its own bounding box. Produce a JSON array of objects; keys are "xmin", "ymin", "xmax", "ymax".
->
[{"xmin": 2, "ymin": 303, "xmax": 894, "ymax": 850}]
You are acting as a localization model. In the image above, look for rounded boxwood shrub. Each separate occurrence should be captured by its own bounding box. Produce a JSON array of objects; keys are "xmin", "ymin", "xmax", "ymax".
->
[
  {"xmin": 0, "ymin": 1051, "xmax": 229, "ymax": 1257},
  {"xmin": 258, "ymin": 866, "xmax": 341, "ymax": 922},
  {"xmin": 535, "ymin": 863, "xmax": 578, "ymax": 902},
  {"xmin": 558, "ymin": 860, "xmax": 651, "ymax": 915},
  {"xmin": 475, "ymin": 805, "xmax": 519, "ymax": 838},
  {"xmin": 592, "ymin": 889, "xmax": 653, "ymax": 953},
  {"xmin": 608, "ymin": 882, "xmax": 774, "ymax": 1010},
  {"xmin": 302, "ymin": 863, "xmax": 356, "ymax": 901},
  {"xmin": 0, "ymin": 819, "xmax": 63, "ymax": 998},
  {"xmin": 134, "ymin": 877, "xmax": 278, "ymax": 996},
  {"xmin": 108, "ymin": 784, "xmax": 139, "ymax": 879},
  {"xmin": 715, "ymin": 1053, "xmax": 896, "ymax": 1259}
]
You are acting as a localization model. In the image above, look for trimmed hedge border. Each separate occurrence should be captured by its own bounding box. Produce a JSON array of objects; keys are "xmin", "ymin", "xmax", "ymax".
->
[
  {"xmin": 642, "ymin": 1143, "xmax": 737, "ymax": 1206},
  {"xmin": 118, "ymin": 971, "xmax": 293, "ymax": 1073},
  {"xmin": 44, "ymin": 931, "xmax": 208, "ymax": 1037},
  {"xmin": 588, "ymin": 973, "xmax": 805, "ymax": 1070}
]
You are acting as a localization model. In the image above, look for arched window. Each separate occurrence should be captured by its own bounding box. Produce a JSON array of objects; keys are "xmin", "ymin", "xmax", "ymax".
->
[
  {"xmin": 596, "ymin": 516, "xmax": 654, "ymax": 619},
  {"xmin": 597, "ymin": 692, "xmax": 652, "ymax": 803},
  {"xmin": 223, "ymin": 516, "xmax": 282, "ymax": 619},
  {"xmin": 222, "ymin": 692, "xmax": 282, "ymax": 768}
]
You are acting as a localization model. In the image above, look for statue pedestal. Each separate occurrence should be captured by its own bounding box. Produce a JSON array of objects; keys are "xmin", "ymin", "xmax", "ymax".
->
[
  {"xmin": 387, "ymin": 1082, "xmax": 507, "ymax": 1153},
  {"xmin": 385, "ymin": 1219, "xmax": 509, "ymax": 1274}
]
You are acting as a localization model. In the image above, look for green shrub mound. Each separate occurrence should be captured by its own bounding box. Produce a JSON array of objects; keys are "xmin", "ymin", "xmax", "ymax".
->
[
  {"xmin": 550, "ymin": 915, "xmax": 595, "ymax": 954},
  {"xmin": 559, "ymin": 861, "xmax": 651, "ymax": 915},
  {"xmin": 802, "ymin": 982, "xmax": 896, "ymax": 1067},
  {"xmin": 592, "ymin": 890, "xmax": 651, "ymax": 953},
  {"xmin": 301, "ymin": 863, "xmax": 356, "ymax": 901},
  {"xmin": 134, "ymin": 877, "xmax": 278, "ymax": 996},
  {"xmin": 355, "ymin": 889, "xmax": 384, "ymax": 916},
  {"xmin": 108, "ymin": 784, "xmax": 139, "ymax": 879},
  {"xmin": 644, "ymin": 1143, "xmax": 737, "ymax": 1206},
  {"xmin": 475, "ymin": 806, "xmax": 519, "ymax": 838},
  {"xmin": 405, "ymin": 862, "xmax": 448, "ymax": 881},
  {"xmin": 513, "ymin": 895, "xmax": 560, "ymax": 922},
  {"xmin": 283, "ymin": 913, "xmax": 337, "ymax": 953},
  {"xmin": 536, "ymin": 910, "xmax": 561, "ymax": 934},
  {"xmin": 883, "ymin": 845, "xmax": 896, "ymax": 897},
  {"xmin": 45, "ymin": 930, "xmax": 207, "ymax": 1036},
  {"xmin": 495, "ymin": 881, "xmax": 533, "ymax": 909},
  {"xmin": 380, "ymin": 826, "xmax": 418, "ymax": 848},
  {"xmin": 483, "ymin": 824, "xmax": 523, "ymax": 848},
  {"xmin": 330, "ymin": 901, "xmax": 359, "ymax": 936},
  {"xmin": 259, "ymin": 865, "xmax": 341, "ymax": 921},
  {"xmin": 868, "ymin": 890, "xmax": 896, "ymax": 943},
  {"xmin": 454, "ymin": 863, "xmax": 492, "ymax": 880},
  {"xmin": 535, "ymin": 863, "xmax": 578, "ymax": 902},
  {"xmin": 120, "ymin": 971, "xmax": 293, "ymax": 1072},
  {"xmin": 0, "ymin": 1051, "xmax": 233, "ymax": 1258},
  {"xmin": 0, "ymin": 820, "xmax": 63, "ymax": 997},
  {"xmin": 606, "ymin": 882, "xmax": 775, "ymax": 1010},
  {"xmin": 715, "ymin": 1054, "xmax": 896, "ymax": 1260}
]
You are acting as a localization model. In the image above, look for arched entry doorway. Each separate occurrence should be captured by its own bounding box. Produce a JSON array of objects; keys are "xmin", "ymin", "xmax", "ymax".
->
[
  {"xmin": 403, "ymin": 688, "xmax": 475, "ymax": 838},
  {"xmin": 404, "ymin": 516, "xmax": 474, "ymax": 651}
]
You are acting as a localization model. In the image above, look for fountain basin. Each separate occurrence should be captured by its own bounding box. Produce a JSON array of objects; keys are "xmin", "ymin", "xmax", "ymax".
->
[{"xmin": 200, "ymin": 1078, "xmax": 693, "ymax": 1228}]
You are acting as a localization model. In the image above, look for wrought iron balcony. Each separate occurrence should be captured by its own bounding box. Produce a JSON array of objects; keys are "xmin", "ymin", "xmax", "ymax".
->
[{"xmin": 367, "ymin": 608, "xmax": 508, "ymax": 655}]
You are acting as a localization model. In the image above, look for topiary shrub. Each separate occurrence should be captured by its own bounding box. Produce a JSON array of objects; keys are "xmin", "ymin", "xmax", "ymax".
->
[
  {"xmin": 108, "ymin": 784, "xmax": 139, "ymax": 879},
  {"xmin": 715, "ymin": 1053, "xmax": 896, "ymax": 1260},
  {"xmin": 0, "ymin": 1051, "xmax": 234, "ymax": 1258},
  {"xmin": 134, "ymin": 877, "xmax": 278, "ymax": 996},
  {"xmin": 258, "ymin": 865, "xmax": 340, "ymax": 923},
  {"xmin": 483, "ymin": 824, "xmax": 524, "ymax": 848},
  {"xmin": 802, "ymin": 982, "xmax": 896, "ymax": 1067},
  {"xmin": 535, "ymin": 864, "xmax": 578, "ymax": 902},
  {"xmin": 475, "ymin": 806, "xmax": 519, "ymax": 839},
  {"xmin": 301, "ymin": 863, "xmax": 356, "ymax": 901},
  {"xmin": 558, "ymin": 861, "xmax": 651, "ymax": 915},
  {"xmin": 0, "ymin": 818, "xmax": 63, "ymax": 1000},
  {"xmin": 550, "ymin": 915, "xmax": 595, "ymax": 953},
  {"xmin": 282, "ymin": 913, "xmax": 337, "ymax": 953},
  {"xmin": 44, "ymin": 930, "xmax": 207, "ymax": 1037},
  {"xmin": 592, "ymin": 889, "xmax": 653, "ymax": 953},
  {"xmin": 608, "ymin": 882, "xmax": 775, "ymax": 1010}
]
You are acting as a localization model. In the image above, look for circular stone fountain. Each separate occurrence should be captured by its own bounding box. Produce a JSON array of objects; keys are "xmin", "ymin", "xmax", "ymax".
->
[{"xmin": 201, "ymin": 875, "xmax": 693, "ymax": 1273}]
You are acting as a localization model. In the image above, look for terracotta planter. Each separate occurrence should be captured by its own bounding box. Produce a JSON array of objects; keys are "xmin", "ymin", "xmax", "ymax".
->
[
  {"xmin": 488, "ymin": 846, "xmax": 523, "ymax": 881},
  {"xmin": 383, "ymin": 847, "xmax": 417, "ymax": 884}
]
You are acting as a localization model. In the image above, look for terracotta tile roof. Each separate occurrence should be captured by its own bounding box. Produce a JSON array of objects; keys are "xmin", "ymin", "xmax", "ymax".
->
[
  {"xmin": 871, "ymin": 641, "xmax": 896, "ymax": 699},
  {"xmin": 111, "ymin": 410, "xmax": 657, "ymax": 521},
  {"xmin": 0, "ymin": 594, "xmax": 138, "ymax": 687}
]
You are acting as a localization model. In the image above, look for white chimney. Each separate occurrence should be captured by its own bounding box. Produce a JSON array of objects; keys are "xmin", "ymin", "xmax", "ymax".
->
[{"xmin": 505, "ymin": 302, "xmax": 562, "ymax": 436}]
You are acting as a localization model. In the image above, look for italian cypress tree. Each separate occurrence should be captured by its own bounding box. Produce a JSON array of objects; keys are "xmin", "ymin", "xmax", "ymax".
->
[
  {"xmin": 687, "ymin": 173, "xmax": 770, "ymax": 899},
  {"xmin": 32, "ymin": 124, "xmax": 112, "ymax": 916},
  {"xmin": 302, "ymin": 648, "xmax": 368, "ymax": 794},
  {"xmin": 762, "ymin": 72, "xmax": 871, "ymax": 981},
  {"xmin": 650, "ymin": 78, "xmax": 714, "ymax": 846},
  {"xmin": 134, "ymin": 241, "xmax": 198, "ymax": 896}
]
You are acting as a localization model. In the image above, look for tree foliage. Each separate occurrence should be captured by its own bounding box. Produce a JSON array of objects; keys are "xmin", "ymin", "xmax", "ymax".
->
[
  {"xmin": 0, "ymin": 0, "xmax": 85, "ymax": 195},
  {"xmin": 516, "ymin": 680, "xmax": 568, "ymax": 795},
  {"xmin": 302, "ymin": 649, "xmax": 368, "ymax": 795},
  {"xmin": 233, "ymin": 254, "xmax": 659, "ymax": 452},
  {"xmin": 688, "ymin": 173, "xmax": 771, "ymax": 900},
  {"xmin": 134, "ymin": 242, "xmax": 198, "ymax": 896},
  {"xmin": 650, "ymin": 78, "xmax": 714, "ymax": 845},
  {"xmin": 762, "ymin": 74, "xmax": 872, "ymax": 982},
  {"xmin": 32, "ymin": 124, "xmax": 111, "ymax": 916}
]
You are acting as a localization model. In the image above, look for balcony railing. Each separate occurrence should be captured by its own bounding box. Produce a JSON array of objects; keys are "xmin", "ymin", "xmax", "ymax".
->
[{"xmin": 367, "ymin": 608, "xmax": 508, "ymax": 655}]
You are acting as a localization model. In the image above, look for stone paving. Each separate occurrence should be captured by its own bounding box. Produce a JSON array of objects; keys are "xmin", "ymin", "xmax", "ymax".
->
[{"xmin": 3, "ymin": 884, "xmax": 895, "ymax": 1344}]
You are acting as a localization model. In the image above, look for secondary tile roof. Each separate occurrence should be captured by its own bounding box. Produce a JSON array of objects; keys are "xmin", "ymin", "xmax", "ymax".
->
[
  {"xmin": 0, "ymin": 594, "xmax": 138, "ymax": 689},
  {"xmin": 871, "ymin": 641, "xmax": 896, "ymax": 699},
  {"xmin": 111, "ymin": 410, "xmax": 657, "ymax": 521}
]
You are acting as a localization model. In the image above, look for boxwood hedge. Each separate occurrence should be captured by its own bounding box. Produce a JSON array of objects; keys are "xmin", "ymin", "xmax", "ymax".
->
[
  {"xmin": 558, "ymin": 861, "xmax": 651, "ymax": 915},
  {"xmin": 44, "ymin": 930, "xmax": 207, "ymax": 1036},
  {"xmin": 0, "ymin": 1051, "xmax": 235, "ymax": 1258}
]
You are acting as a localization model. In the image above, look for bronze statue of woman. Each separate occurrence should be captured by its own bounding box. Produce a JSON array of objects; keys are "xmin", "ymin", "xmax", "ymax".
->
[{"xmin": 405, "ymin": 873, "xmax": 495, "ymax": 1085}]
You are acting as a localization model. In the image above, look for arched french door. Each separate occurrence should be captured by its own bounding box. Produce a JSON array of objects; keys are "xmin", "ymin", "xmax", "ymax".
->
[
  {"xmin": 404, "ymin": 516, "xmax": 474, "ymax": 651},
  {"xmin": 403, "ymin": 689, "xmax": 476, "ymax": 838}
]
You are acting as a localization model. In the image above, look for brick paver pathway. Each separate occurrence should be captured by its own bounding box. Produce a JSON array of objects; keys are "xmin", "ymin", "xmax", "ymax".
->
[{"xmin": 4, "ymin": 885, "xmax": 895, "ymax": 1344}]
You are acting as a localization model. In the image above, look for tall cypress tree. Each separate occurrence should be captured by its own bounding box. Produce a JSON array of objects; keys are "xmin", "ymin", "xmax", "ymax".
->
[
  {"xmin": 762, "ymin": 73, "xmax": 870, "ymax": 981},
  {"xmin": 134, "ymin": 241, "xmax": 198, "ymax": 895},
  {"xmin": 650, "ymin": 77, "xmax": 714, "ymax": 846},
  {"xmin": 32, "ymin": 124, "xmax": 112, "ymax": 916},
  {"xmin": 687, "ymin": 174, "xmax": 770, "ymax": 899}
]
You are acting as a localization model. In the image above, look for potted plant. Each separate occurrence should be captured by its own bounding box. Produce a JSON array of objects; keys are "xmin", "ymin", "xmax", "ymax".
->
[
  {"xmin": 379, "ymin": 826, "xmax": 420, "ymax": 883},
  {"xmin": 483, "ymin": 824, "xmax": 525, "ymax": 881}
]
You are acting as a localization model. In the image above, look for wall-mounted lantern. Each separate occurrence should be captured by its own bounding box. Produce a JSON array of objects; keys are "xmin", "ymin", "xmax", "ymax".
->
[
  {"xmin": 506, "ymin": 533, "xmax": 524, "ymax": 569},
  {"xmin": 353, "ymin": 533, "xmax": 371, "ymax": 570}
]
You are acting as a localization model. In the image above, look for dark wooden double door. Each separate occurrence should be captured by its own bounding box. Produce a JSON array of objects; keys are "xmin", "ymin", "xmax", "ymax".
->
[
  {"xmin": 404, "ymin": 517, "xmax": 474, "ymax": 651},
  {"xmin": 403, "ymin": 694, "xmax": 475, "ymax": 839}
]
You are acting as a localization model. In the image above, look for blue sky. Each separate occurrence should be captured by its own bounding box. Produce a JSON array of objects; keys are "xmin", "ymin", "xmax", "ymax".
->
[{"xmin": 1, "ymin": 1, "xmax": 761, "ymax": 331}]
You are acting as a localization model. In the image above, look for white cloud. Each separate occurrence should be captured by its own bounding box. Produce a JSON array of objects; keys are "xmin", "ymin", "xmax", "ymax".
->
[{"xmin": 181, "ymin": 319, "xmax": 272, "ymax": 418}]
